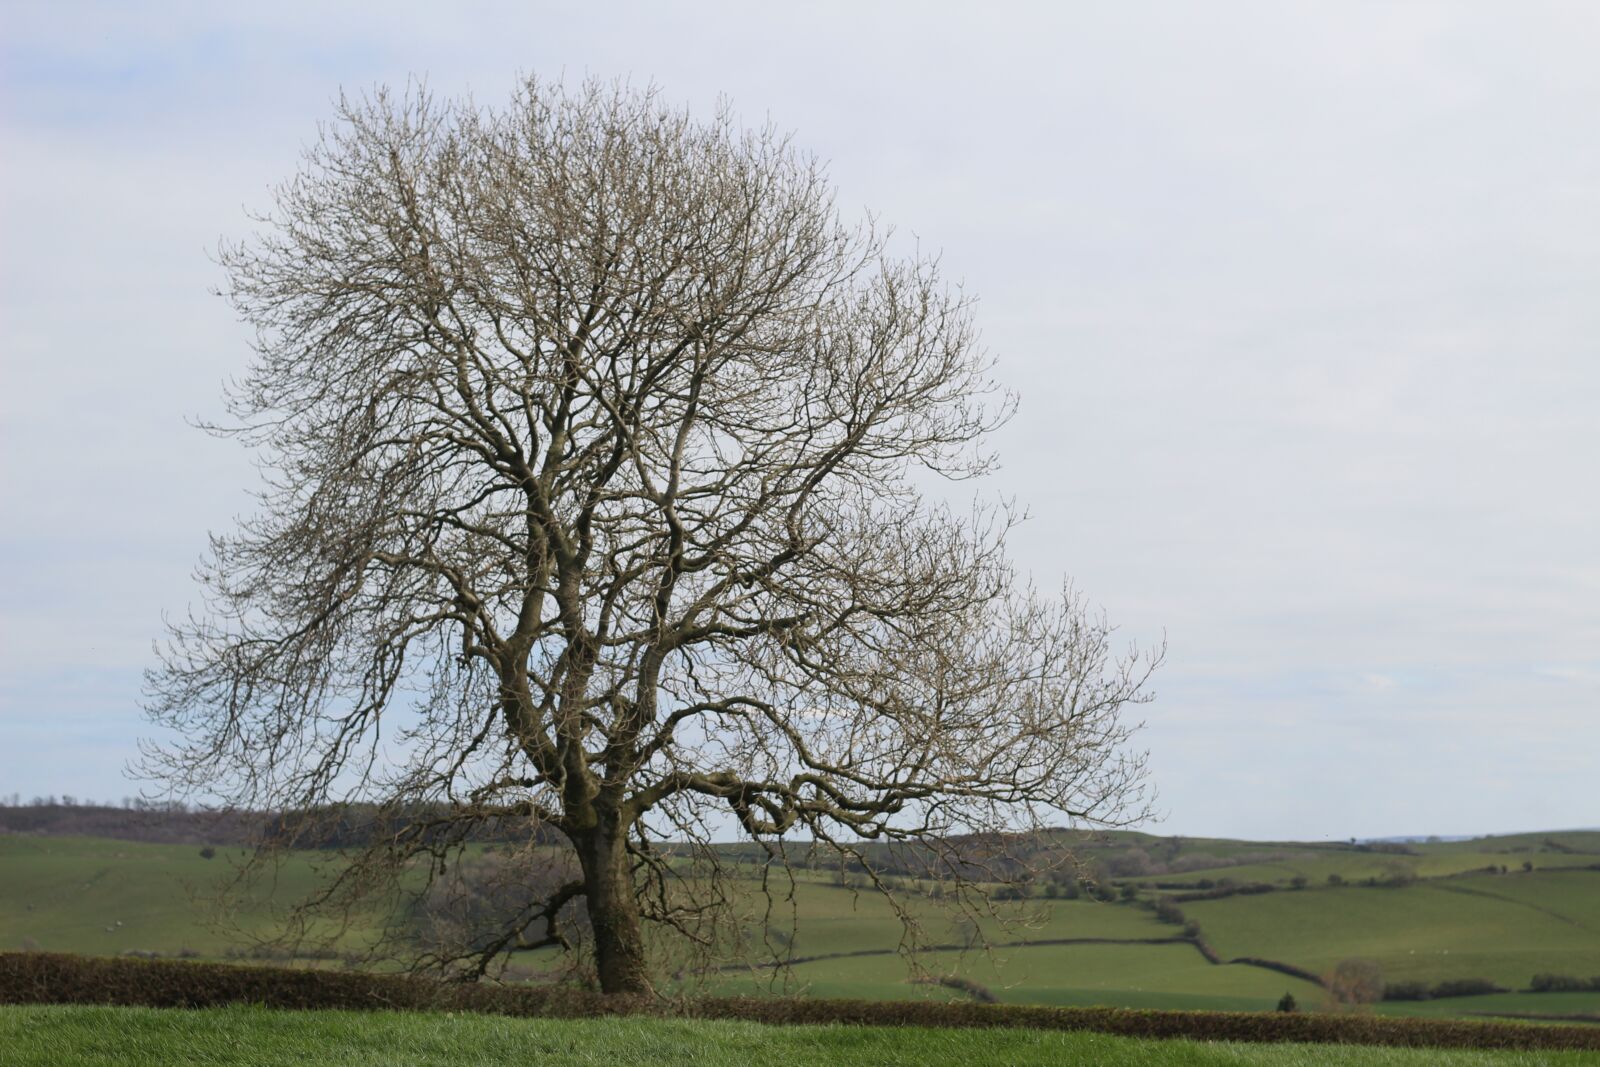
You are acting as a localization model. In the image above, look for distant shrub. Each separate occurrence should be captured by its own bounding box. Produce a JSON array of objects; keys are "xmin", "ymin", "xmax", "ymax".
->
[
  {"xmin": 1105, "ymin": 849, "xmax": 1153, "ymax": 878},
  {"xmin": 1118, "ymin": 884, "xmax": 1139, "ymax": 902},
  {"xmin": 198, "ymin": 846, "xmax": 216, "ymax": 860},
  {"xmin": 1431, "ymin": 978, "xmax": 1505, "ymax": 999},
  {"xmin": 1383, "ymin": 981, "xmax": 1432, "ymax": 1002},
  {"xmin": 1327, "ymin": 873, "xmax": 1344, "ymax": 887},
  {"xmin": 1384, "ymin": 977, "xmax": 1504, "ymax": 1002},
  {"xmin": 1276, "ymin": 992, "xmax": 1298, "ymax": 1013},
  {"xmin": 1326, "ymin": 959, "xmax": 1384, "ymax": 1008},
  {"xmin": 1374, "ymin": 862, "xmax": 1415, "ymax": 888},
  {"xmin": 1087, "ymin": 882, "xmax": 1117, "ymax": 903},
  {"xmin": 1521, "ymin": 861, "xmax": 1534, "ymax": 872},
  {"xmin": 1530, "ymin": 974, "xmax": 1600, "ymax": 993},
  {"xmin": 1289, "ymin": 876, "xmax": 1307, "ymax": 890},
  {"xmin": 1168, "ymin": 882, "xmax": 1275, "ymax": 903},
  {"xmin": 1153, "ymin": 899, "xmax": 1186, "ymax": 925}
]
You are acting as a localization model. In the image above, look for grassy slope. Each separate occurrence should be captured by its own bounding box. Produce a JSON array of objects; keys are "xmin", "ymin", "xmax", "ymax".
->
[
  {"xmin": 1378, "ymin": 992, "xmax": 1600, "ymax": 1022},
  {"xmin": 6, "ymin": 831, "xmax": 1599, "ymax": 1021},
  {"xmin": 732, "ymin": 876, "xmax": 1175, "ymax": 958},
  {"xmin": 751, "ymin": 943, "xmax": 1325, "ymax": 1012},
  {"xmin": 5, "ymin": 1005, "xmax": 1599, "ymax": 1067},
  {"xmin": 1129, "ymin": 853, "xmax": 1598, "ymax": 889},
  {"xmin": 1181, "ymin": 877, "xmax": 1600, "ymax": 987},
  {"xmin": 0, "ymin": 835, "xmax": 383, "ymax": 957}
]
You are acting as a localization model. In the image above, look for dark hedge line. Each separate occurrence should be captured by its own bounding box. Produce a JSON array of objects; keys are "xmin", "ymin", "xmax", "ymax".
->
[
  {"xmin": 4, "ymin": 953, "xmax": 1600, "ymax": 1051},
  {"xmin": 1531, "ymin": 974, "xmax": 1600, "ymax": 993},
  {"xmin": 1167, "ymin": 882, "xmax": 1278, "ymax": 903},
  {"xmin": 1385, "ymin": 978, "xmax": 1507, "ymax": 1002},
  {"xmin": 1227, "ymin": 956, "xmax": 1324, "ymax": 987}
]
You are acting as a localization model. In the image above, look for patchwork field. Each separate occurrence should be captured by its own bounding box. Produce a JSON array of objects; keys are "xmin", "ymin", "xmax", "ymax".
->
[
  {"xmin": 3, "ymin": 826, "xmax": 1598, "ymax": 1023},
  {"xmin": 1182, "ymin": 879, "xmax": 1600, "ymax": 987},
  {"xmin": 0, "ymin": 835, "xmax": 374, "ymax": 958}
]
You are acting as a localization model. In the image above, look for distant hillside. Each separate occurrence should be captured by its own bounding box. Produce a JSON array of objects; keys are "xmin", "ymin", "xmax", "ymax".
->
[
  {"xmin": 0, "ymin": 803, "xmax": 260, "ymax": 846},
  {"xmin": 0, "ymin": 801, "xmax": 562, "ymax": 850},
  {"xmin": 5, "ymin": 801, "xmax": 1599, "ymax": 860}
]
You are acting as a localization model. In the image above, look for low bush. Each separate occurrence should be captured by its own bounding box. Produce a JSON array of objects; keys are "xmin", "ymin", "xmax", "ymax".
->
[
  {"xmin": 1381, "ymin": 977, "xmax": 1505, "ymax": 1002},
  {"xmin": 1383, "ymin": 981, "xmax": 1432, "ymax": 1002},
  {"xmin": 3, "ymin": 953, "xmax": 1600, "ymax": 1051},
  {"xmin": 1430, "ymin": 978, "xmax": 1505, "ymax": 998},
  {"xmin": 1167, "ymin": 882, "xmax": 1276, "ymax": 903},
  {"xmin": 1530, "ymin": 974, "xmax": 1600, "ymax": 993}
]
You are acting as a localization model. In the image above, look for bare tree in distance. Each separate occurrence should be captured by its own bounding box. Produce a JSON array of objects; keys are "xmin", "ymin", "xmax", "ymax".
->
[{"xmin": 143, "ymin": 77, "xmax": 1159, "ymax": 995}]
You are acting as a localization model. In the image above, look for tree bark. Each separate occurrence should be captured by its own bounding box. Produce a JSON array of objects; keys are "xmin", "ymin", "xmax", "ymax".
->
[{"xmin": 574, "ymin": 816, "xmax": 650, "ymax": 995}]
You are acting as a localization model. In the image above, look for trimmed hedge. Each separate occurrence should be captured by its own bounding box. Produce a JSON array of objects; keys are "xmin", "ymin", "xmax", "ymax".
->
[
  {"xmin": 1385, "ymin": 977, "xmax": 1506, "ymax": 1002},
  {"xmin": 3, "ymin": 953, "xmax": 1600, "ymax": 1051},
  {"xmin": 1531, "ymin": 974, "xmax": 1600, "ymax": 993}
]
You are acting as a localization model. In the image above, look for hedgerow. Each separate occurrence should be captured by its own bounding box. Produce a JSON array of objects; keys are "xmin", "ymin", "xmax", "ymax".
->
[{"xmin": 3, "ymin": 953, "xmax": 1599, "ymax": 1051}]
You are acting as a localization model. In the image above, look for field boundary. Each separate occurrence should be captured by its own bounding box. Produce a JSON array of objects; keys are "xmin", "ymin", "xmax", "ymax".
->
[
  {"xmin": 4, "ymin": 952, "xmax": 1600, "ymax": 1050},
  {"xmin": 734, "ymin": 935, "xmax": 1193, "ymax": 969},
  {"xmin": 1428, "ymin": 881, "xmax": 1591, "ymax": 929},
  {"xmin": 742, "ymin": 933, "xmax": 1328, "ymax": 990}
]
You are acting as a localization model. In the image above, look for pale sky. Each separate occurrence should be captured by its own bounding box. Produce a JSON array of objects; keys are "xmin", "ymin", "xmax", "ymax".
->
[{"xmin": 2, "ymin": 1, "xmax": 1596, "ymax": 840}]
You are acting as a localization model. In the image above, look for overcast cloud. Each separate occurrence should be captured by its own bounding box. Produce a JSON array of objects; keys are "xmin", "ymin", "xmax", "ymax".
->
[{"xmin": 2, "ymin": 1, "xmax": 1596, "ymax": 840}]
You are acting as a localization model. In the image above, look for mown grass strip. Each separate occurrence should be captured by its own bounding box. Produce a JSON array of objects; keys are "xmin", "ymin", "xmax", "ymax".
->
[
  {"xmin": 5, "ymin": 952, "xmax": 1600, "ymax": 1052},
  {"xmin": 6, "ymin": 1004, "xmax": 1600, "ymax": 1067}
]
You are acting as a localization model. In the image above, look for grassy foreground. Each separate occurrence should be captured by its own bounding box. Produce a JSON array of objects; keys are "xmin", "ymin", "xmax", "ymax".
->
[{"xmin": 5, "ymin": 1005, "xmax": 1599, "ymax": 1067}]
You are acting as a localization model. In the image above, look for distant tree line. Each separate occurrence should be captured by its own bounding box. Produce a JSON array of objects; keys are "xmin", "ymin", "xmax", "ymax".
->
[
  {"xmin": 1530, "ymin": 974, "xmax": 1600, "ymax": 993},
  {"xmin": 0, "ymin": 799, "xmax": 559, "ymax": 851},
  {"xmin": 1383, "ymin": 977, "xmax": 1506, "ymax": 1001}
]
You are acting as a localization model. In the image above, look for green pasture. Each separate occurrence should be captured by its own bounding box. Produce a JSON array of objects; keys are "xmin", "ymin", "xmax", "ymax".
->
[
  {"xmin": 1428, "ymin": 833, "xmax": 1600, "ymax": 858},
  {"xmin": 1376, "ymin": 991, "xmax": 1600, "ymax": 1023},
  {"xmin": 734, "ymin": 941, "xmax": 1326, "ymax": 1013},
  {"xmin": 1127, "ymin": 847, "xmax": 1600, "ymax": 889},
  {"xmin": 5, "ymin": 1005, "xmax": 1598, "ymax": 1067},
  {"xmin": 0, "ymin": 835, "xmax": 385, "ymax": 958},
  {"xmin": 744, "ymin": 877, "xmax": 1172, "ymax": 958},
  {"xmin": 1181, "ymin": 875, "xmax": 1600, "ymax": 988},
  {"xmin": 1436, "ymin": 870, "xmax": 1600, "ymax": 930},
  {"xmin": 5, "ymin": 831, "xmax": 1599, "ymax": 1021}
]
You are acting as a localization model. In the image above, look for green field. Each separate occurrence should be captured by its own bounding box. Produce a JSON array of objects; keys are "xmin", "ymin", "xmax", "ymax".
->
[
  {"xmin": 764, "ymin": 943, "xmax": 1326, "ymax": 1012},
  {"xmin": 1182, "ymin": 878, "xmax": 1600, "ymax": 988},
  {"xmin": 5, "ymin": 829, "xmax": 1600, "ymax": 1022},
  {"xmin": 3, "ymin": 1005, "xmax": 1597, "ymax": 1067},
  {"xmin": 0, "ymin": 835, "xmax": 376, "ymax": 958}
]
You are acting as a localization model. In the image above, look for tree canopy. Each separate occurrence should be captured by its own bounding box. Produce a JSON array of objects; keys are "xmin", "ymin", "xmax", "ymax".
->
[{"xmin": 143, "ymin": 78, "xmax": 1157, "ymax": 993}]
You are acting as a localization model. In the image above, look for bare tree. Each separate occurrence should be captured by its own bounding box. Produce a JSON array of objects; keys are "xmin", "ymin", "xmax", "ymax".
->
[{"xmin": 143, "ymin": 77, "xmax": 1157, "ymax": 995}]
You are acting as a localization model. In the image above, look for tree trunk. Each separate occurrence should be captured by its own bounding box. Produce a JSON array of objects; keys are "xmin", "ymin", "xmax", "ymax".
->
[{"xmin": 574, "ymin": 819, "xmax": 650, "ymax": 995}]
